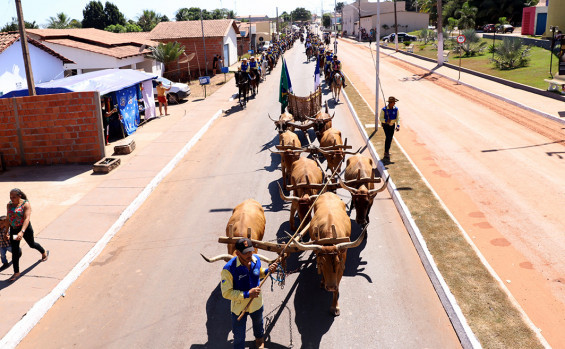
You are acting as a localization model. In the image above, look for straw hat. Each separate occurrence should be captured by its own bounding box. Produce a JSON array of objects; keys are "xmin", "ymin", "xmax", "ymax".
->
[{"xmin": 388, "ymin": 96, "xmax": 399, "ymax": 103}]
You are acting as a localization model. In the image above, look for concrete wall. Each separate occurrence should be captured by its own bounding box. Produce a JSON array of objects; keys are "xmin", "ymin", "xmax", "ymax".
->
[
  {"xmin": 0, "ymin": 91, "xmax": 104, "ymax": 166},
  {"xmin": 0, "ymin": 40, "xmax": 65, "ymax": 94}
]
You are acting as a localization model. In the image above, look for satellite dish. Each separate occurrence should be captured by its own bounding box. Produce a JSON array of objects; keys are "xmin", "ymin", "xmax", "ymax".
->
[{"xmin": 179, "ymin": 52, "xmax": 196, "ymax": 64}]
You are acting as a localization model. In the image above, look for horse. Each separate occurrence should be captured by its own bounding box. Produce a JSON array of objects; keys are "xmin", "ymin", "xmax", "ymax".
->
[
  {"xmin": 331, "ymin": 72, "xmax": 344, "ymax": 103},
  {"xmin": 306, "ymin": 47, "xmax": 312, "ymax": 61},
  {"xmin": 249, "ymin": 70, "xmax": 259, "ymax": 96},
  {"xmin": 235, "ymin": 71, "xmax": 249, "ymax": 108},
  {"xmin": 324, "ymin": 64, "xmax": 332, "ymax": 83},
  {"xmin": 261, "ymin": 59, "xmax": 268, "ymax": 79}
]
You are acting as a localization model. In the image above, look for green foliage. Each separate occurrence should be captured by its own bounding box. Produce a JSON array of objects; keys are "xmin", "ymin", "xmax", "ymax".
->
[
  {"xmin": 104, "ymin": 23, "xmax": 141, "ymax": 33},
  {"xmin": 491, "ymin": 37, "xmax": 531, "ymax": 69},
  {"xmin": 1, "ymin": 17, "xmax": 38, "ymax": 32},
  {"xmin": 47, "ymin": 13, "xmax": 71, "ymax": 29},
  {"xmin": 125, "ymin": 23, "xmax": 142, "ymax": 32},
  {"xmin": 403, "ymin": 41, "xmax": 412, "ymax": 47},
  {"xmin": 455, "ymin": 1, "xmax": 477, "ymax": 29},
  {"xmin": 148, "ymin": 42, "xmax": 186, "ymax": 66},
  {"xmin": 69, "ymin": 19, "xmax": 82, "ymax": 28},
  {"xmin": 498, "ymin": 17, "xmax": 508, "ymax": 25},
  {"xmin": 455, "ymin": 29, "xmax": 486, "ymax": 56},
  {"xmin": 447, "ymin": 17, "xmax": 458, "ymax": 35},
  {"xmin": 104, "ymin": 2, "xmax": 126, "ymax": 26},
  {"xmin": 290, "ymin": 7, "xmax": 311, "ymax": 21},
  {"xmin": 137, "ymin": 9, "xmax": 162, "ymax": 31},
  {"xmin": 322, "ymin": 14, "xmax": 331, "ymax": 28},
  {"xmin": 418, "ymin": 28, "xmax": 435, "ymax": 44},
  {"xmin": 335, "ymin": 2, "xmax": 345, "ymax": 13},
  {"xmin": 82, "ymin": 1, "xmax": 105, "ymax": 29}
]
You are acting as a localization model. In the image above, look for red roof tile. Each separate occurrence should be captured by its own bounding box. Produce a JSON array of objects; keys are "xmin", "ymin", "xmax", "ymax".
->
[
  {"xmin": 0, "ymin": 32, "xmax": 74, "ymax": 63},
  {"xmin": 149, "ymin": 19, "xmax": 239, "ymax": 40}
]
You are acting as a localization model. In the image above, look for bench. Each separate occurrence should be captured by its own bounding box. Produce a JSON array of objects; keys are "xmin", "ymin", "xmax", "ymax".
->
[
  {"xmin": 544, "ymin": 75, "xmax": 565, "ymax": 94},
  {"xmin": 443, "ymin": 50, "xmax": 450, "ymax": 62},
  {"xmin": 406, "ymin": 44, "xmax": 414, "ymax": 53}
]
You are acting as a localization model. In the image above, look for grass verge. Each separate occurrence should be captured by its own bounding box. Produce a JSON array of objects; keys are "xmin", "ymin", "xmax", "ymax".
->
[{"xmin": 341, "ymin": 76, "xmax": 544, "ymax": 349}]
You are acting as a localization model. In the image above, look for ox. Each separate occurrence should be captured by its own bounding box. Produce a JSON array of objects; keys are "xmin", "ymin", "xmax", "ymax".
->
[
  {"xmin": 339, "ymin": 154, "xmax": 389, "ymax": 226},
  {"xmin": 316, "ymin": 128, "xmax": 360, "ymax": 175},
  {"xmin": 287, "ymin": 104, "xmax": 334, "ymax": 143},
  {"xmin": 269, "ymin": 130, "xmax": 302, "ymax": 187},
  {"xmin": 268, "ymin": 112, "xmax": 295, "ymax": 134},
  {"xmin": 279, "ymin": 157, "xmax": 324, "ymax": 231},
  {"xmin": 201, "ymin": 199, "xmax": 273, "ymax": 263},
  {"xmin": 292, "ymin": 192, "xmax": 366, "ymax": 316}
]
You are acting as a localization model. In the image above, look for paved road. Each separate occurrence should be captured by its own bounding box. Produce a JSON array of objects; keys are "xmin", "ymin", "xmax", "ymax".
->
[
  {"xmin": 19, "ymin": 43, "xmax": 460, "ymax": 348},
  {"xmin": 338, "ymin": 39, "xmax": 565, "ymax": 346}
]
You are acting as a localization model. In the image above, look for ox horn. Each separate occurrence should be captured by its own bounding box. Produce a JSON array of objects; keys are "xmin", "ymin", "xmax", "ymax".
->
[
  {"xmin": 268, "ymin": 147, "xmax": 284, "ymax": 154},
  {"xmin": 278, "ymin": 183, "xmax": 300, "ymax": 201},
  {"xmin": 325, "ymin": 102, "xmax": 329, "ymax": 114},
  {"xmin": 247, "ymin": 227, "xmax": 252, "ymax": 239},
  {"xmin": 368, "ymin": 176, "xmax": 390, "ymax": 195},
  {"xmin": 291, "ymin": 236, "xmax": 324, "ymax": 252},
  {"xmin": 338, "ymin": 177, "xmax": 357, "ymax": 195},
  {"xmin": 256, "ymin": 254, "xmax": 275, "ymax": 264},
  {"xmin": 323, "ymin": 112, "xmax": 335, "ymax": 122},
  {"xmin": 200, "ymin": 253, "xmax": 234, "ymax": 263},
  {"xmin": 344, "ymin": 146, "xmax": 362, "ymax": 155},
  {"xmin": 268, "ymin": 113, "xmax": 277, "ymax": 122},
  {"xmin": 331, "ymin": 225, "xmax": 337, "ymax": 239},
  {"xmin": 336, "ymin": 227, "xmax": 367, "ymax": 251}
]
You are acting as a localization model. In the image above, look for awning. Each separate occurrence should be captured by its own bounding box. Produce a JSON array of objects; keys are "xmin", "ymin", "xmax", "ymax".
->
[{"xmin": 1, "ymin": 69, "xmax": 157, "ymax": 98}]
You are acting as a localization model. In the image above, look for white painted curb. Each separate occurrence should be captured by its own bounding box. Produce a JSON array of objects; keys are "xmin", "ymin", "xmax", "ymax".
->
[
  {"xmin": 340, "ymin": 76, "xmax": 481, "ymax": 349},
  {"xmin": 0, "ymin": 109, "xmax": 224, "ymax": 349},
  {"xmin": 342, "ymin": 72, "xmax": 550, "ymax": 348}
]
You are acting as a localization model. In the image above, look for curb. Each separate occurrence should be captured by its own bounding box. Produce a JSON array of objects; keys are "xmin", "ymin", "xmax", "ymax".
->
[
  {"xmin": 0, "ymin": 109, "xmax": 224, "ymax": 349},
  {"xmin": 341, "ymin": 74, "xmax": 481, "ymax": 348},
  {"xmin": 341, "ymin": 71, "xmax": 550, "ymax": 348}
]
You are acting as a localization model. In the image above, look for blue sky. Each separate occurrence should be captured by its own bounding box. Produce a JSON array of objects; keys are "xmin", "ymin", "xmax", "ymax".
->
[{"xmin": 1, "ymin": 0, "xmax": 342, "ymax": 28}]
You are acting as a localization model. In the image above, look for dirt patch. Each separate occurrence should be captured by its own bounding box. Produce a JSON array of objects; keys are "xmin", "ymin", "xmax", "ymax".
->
[
  {"xmin": 342, "ymin": 75, "xmax": 544, "ymax": 348},
  {"xmin": 187, "ymin": 73, "xmax": 234, "ymax": 101}
]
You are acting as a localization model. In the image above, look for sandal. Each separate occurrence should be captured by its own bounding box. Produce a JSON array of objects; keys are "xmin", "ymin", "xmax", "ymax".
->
[
  {"xmin": 9, "ymin": 273, "xmax": 20, "ymax": 282},
  {"xmin": 42, "ymin": 250, "xmax": 49, "ymax": 262}
]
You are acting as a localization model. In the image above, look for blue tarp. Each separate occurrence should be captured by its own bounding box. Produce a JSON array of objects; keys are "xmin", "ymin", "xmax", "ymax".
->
[
  {"xmin": 1, "ymin": 69, "xmax": 157, "ymax": 98},
  {"xmin": 112, "ymin": 85, "xmax": 139, "ymax": 136}
]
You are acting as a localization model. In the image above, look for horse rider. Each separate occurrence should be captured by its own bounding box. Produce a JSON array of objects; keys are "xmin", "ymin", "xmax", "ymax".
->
[
  {"xmin": 318, "ymin": 45, "xmax": 325, "ymax": 67},
  {"xmin": 324, "ymin": 49, "xmax": 333, "ymax": 76},
  {"xmin": 240, "ymin": 57, "xmax": 253, "ymax": 81},
  {"xmin": 249, "ymin": 56, "xmax": 261, "ymax": 81},
  {"xmin": 331, "ymin": 55, "xmax": 347, "ymax": 87}
]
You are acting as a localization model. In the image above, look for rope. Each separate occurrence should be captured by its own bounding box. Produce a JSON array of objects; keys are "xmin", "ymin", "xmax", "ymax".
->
[{"xmin": 369, "ymin": 42, "xmax": 388, "ymax": 106}]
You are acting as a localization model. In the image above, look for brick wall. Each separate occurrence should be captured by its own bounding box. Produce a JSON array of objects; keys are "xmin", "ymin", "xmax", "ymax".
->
[
  {"xmin": 0, "ymin": 91, "xmax": 104, "ymax": 167},
  {"xmin": 157, "ymin": 37, "xmax": 225, "ymax": 81}
]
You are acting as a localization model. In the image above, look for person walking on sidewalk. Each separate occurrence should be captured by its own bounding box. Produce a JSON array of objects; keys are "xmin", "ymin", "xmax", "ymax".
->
[
  {"xmin": 0, "ymin": 215, "xmax": 12, "ymax": 271},
  {"xmin": 379, "ymin": 96, "xmax": 401, "ymax": 161},
  {"xmin": 221, "ymin": 238, "xmax": 278, "ymax": 349},
  {"xmin": 7, "ymin": 188, "xmax": 48, "ymax": 282}
]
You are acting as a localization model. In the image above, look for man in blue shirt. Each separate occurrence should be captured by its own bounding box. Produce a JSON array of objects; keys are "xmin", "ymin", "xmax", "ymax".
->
[
  {"xmin": 379, "ymin": 96, "xmax": 401, "ymax": 161},
  {"xmin": 221, "ymin": 238, "xmax": 278, "ymax": 349}
]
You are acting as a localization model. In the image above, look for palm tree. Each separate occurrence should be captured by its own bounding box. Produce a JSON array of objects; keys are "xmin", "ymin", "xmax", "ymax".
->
[
  {"xmin": 137, "ymin": 10, "xmax": 161, "ymax": 32},
  {"xmin": 148, "ymin": 42, "xmax": 185, "ymax": 66},
  {"xmin": 455, "ymin": 1, "xmax": 477, "ymax": 30},
  {"xmin": 47, "ymin": 12, "xmax": 71, "ymax": 29},
  {"xmin": 175, "ymin": 8, "xmax": 190, "ymax": 21}
]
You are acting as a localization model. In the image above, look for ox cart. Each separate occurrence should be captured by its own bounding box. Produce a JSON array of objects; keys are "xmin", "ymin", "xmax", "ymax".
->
[{"xmin": 287, "ymin": 87, "xmax": 322, "ymax": 122}]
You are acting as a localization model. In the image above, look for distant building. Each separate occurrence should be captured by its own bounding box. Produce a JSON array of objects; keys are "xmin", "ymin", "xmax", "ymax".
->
[
  {"xmin": 342, "ymin": 0, "xmax": 428, "ymax": 37},
  {"xmin": 150, "ymin": 19, "xmax": 240, "ymax": 79},
  {"xmin": 0, "ymin": 32, "xmax": 73, "ymax": 96},
  {"xmin": 237, "ymin": 22, "xmax": 257, "ymax": 56},
  {"xmin": 235, "ymin": 15, "xmax": 270, "ymax": 23}
]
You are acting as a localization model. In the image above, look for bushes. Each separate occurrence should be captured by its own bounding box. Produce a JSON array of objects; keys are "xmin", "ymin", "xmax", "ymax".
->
[
  {"xmin": 455, "ymin": 29, "xmax": 487, "ymax": 56},
  {"xmin": 491, "ymin": 38, "xmax": 531, "ymax": 69}
]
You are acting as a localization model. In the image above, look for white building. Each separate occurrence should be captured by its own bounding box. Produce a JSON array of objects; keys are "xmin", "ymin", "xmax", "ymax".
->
[
  {"xmin": 27, "ymin": 28, "xmax": 162, "ymax": 77},
  {"xmin": 0, "ymin": 32, "xmax": 73, "ymax": 96},
  {"xmin": 342, "ymin": 0, "xmax": 429, "ymax": 37}
]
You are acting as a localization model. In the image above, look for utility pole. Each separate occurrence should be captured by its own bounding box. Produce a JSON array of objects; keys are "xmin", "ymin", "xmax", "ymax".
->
[
  {"xmin": 358, "ymin": 0, "xmax": 361, "ymax": 42},
  {"xmin": 393, "ymin": 0, "xmax": 399, "ymax": 51},
  {"xmin": 276, "ymin": 7, "xmax": 279, "ymax": 38},
  {"xmin": 437, "ymin": 0, "xmax": 444, "ymax": 65},
  {"xmin": 375, "ymin": 0, "xmax": 381, "ymax": 128},
  {"xmin": 15, "ymin": 0, "xmax": 35, "ymax": 96},
  {"xmin": 200, "ymin": 9, "xmax": 208, "ymax": 76}
]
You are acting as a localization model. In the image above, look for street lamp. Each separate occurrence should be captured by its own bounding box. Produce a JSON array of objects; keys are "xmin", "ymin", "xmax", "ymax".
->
[{"xmin": 549, "ymin": 26, "xmax": 559, "ymax": 78}]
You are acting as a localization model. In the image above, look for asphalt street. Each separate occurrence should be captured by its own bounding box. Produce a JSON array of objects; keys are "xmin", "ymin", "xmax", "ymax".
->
[{"xmin": 19, "ymin": 42, "xmax": 460, "ymax": 349}]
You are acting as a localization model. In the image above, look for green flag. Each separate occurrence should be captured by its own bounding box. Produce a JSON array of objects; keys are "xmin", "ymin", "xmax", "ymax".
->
[{"xmin": 279, "ymin": 57, "xmax": 293, "ymax": 111}]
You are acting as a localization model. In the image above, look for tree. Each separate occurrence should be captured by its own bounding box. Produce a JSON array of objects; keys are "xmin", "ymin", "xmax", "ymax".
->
[
  {"xmin": 161, "ymin": 15, "xmax": 170, "ymax": 22},
  {"xmin": 175, "ymin": 8, "xmax": 191, "ymax": 21},
  {"xmin": 148, "ymin": 42, "xmax": 186, "ymax": 69},
  {"xmin": 290, "ymin": 7, "xmax": 311, "ymax": 21},
  {"xmin": 69, "ymin": 19, "xmax": 82, "ymax": 28},
  {"xmin": 82, "ymin": 1, "xmax": 106, "ymax": 29},
  {"xmin": 125, "ymin": 23, "xmax": 142, "ymax": 32},
  {"xmin": 1, "ymin": 17, "xmax": 38, "ymax": 32},
  {"xmin": 491, "ymin": 37, "xmax": 530, "ymax": 69},
  {"xmin": 323, "ymin": 14, "xmax": 331, "ymax": 28},
  {"xmin": 211, "ymin": 9, "xmax": 223, "ymax": 19},
  {"xmin": 105, "ymin": 24, "xmax": 126, "ymax": 33},
  {"xmin": 455, "ymin": 1, "xmax": 477, "ymax": 29},
  {"xmin": 104, "ymin": 1, "xmax": 126, "ymax": 27},
  {"xmin": 137, "ymin": 9, "xmax": 162, "ymax": 32},
  {"xmin": 335, "ymin": 2, "xmax": 345, "ymax": 14},
  {"xmin": 281, "ymin": 11, "xmax": 290, "ymax": 22},
  {"xmin": 47, "ymin": 13, "xmax": 71, "ymax": 29}
]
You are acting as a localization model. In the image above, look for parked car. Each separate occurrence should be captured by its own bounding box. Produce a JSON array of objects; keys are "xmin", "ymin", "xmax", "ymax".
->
[
  {"xmin": 153, "ymin": 77, "xmax": 190, "ymax": 104},
  {"xmin": 381, "ymin": 32, "xmax": 418, "ymax": 43},
  {"xmin": 497, "ymin": 24, "xmax": 514, "ymax": 33},
  {"xmin": 257, "ymin": 41, "xmax": 271, "ymax": 53},
  {"xmin": 483, "ymin": 24, "xmax": 496, "ymax": 33}
]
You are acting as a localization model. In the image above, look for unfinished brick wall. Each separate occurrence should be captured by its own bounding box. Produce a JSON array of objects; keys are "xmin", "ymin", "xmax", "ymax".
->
[
  {"xmin": 0, "ymin": 92, "xmax": 104, "ymax": 166},
  {"xmin": 158, "ymin": 37, "xmax": 225, "ymax": 81}
]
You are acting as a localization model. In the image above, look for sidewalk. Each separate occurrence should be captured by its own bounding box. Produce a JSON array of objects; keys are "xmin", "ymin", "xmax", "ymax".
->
[
  {"xmin": 0, "ymin": 74, "xmax": 239, "ymax": 346},
  {"xmin": 342, "ymin": 38, "xmax": 565, "ymax": 121}
]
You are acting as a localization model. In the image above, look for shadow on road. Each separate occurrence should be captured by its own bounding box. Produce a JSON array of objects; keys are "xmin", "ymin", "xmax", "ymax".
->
[
  {"xmin": 262, "ymin": 179, "xmax": 287, "ymax": 213},
  {"xmin": 190, "ymin": 284, "xmax": 232, "ymax": 349}
]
